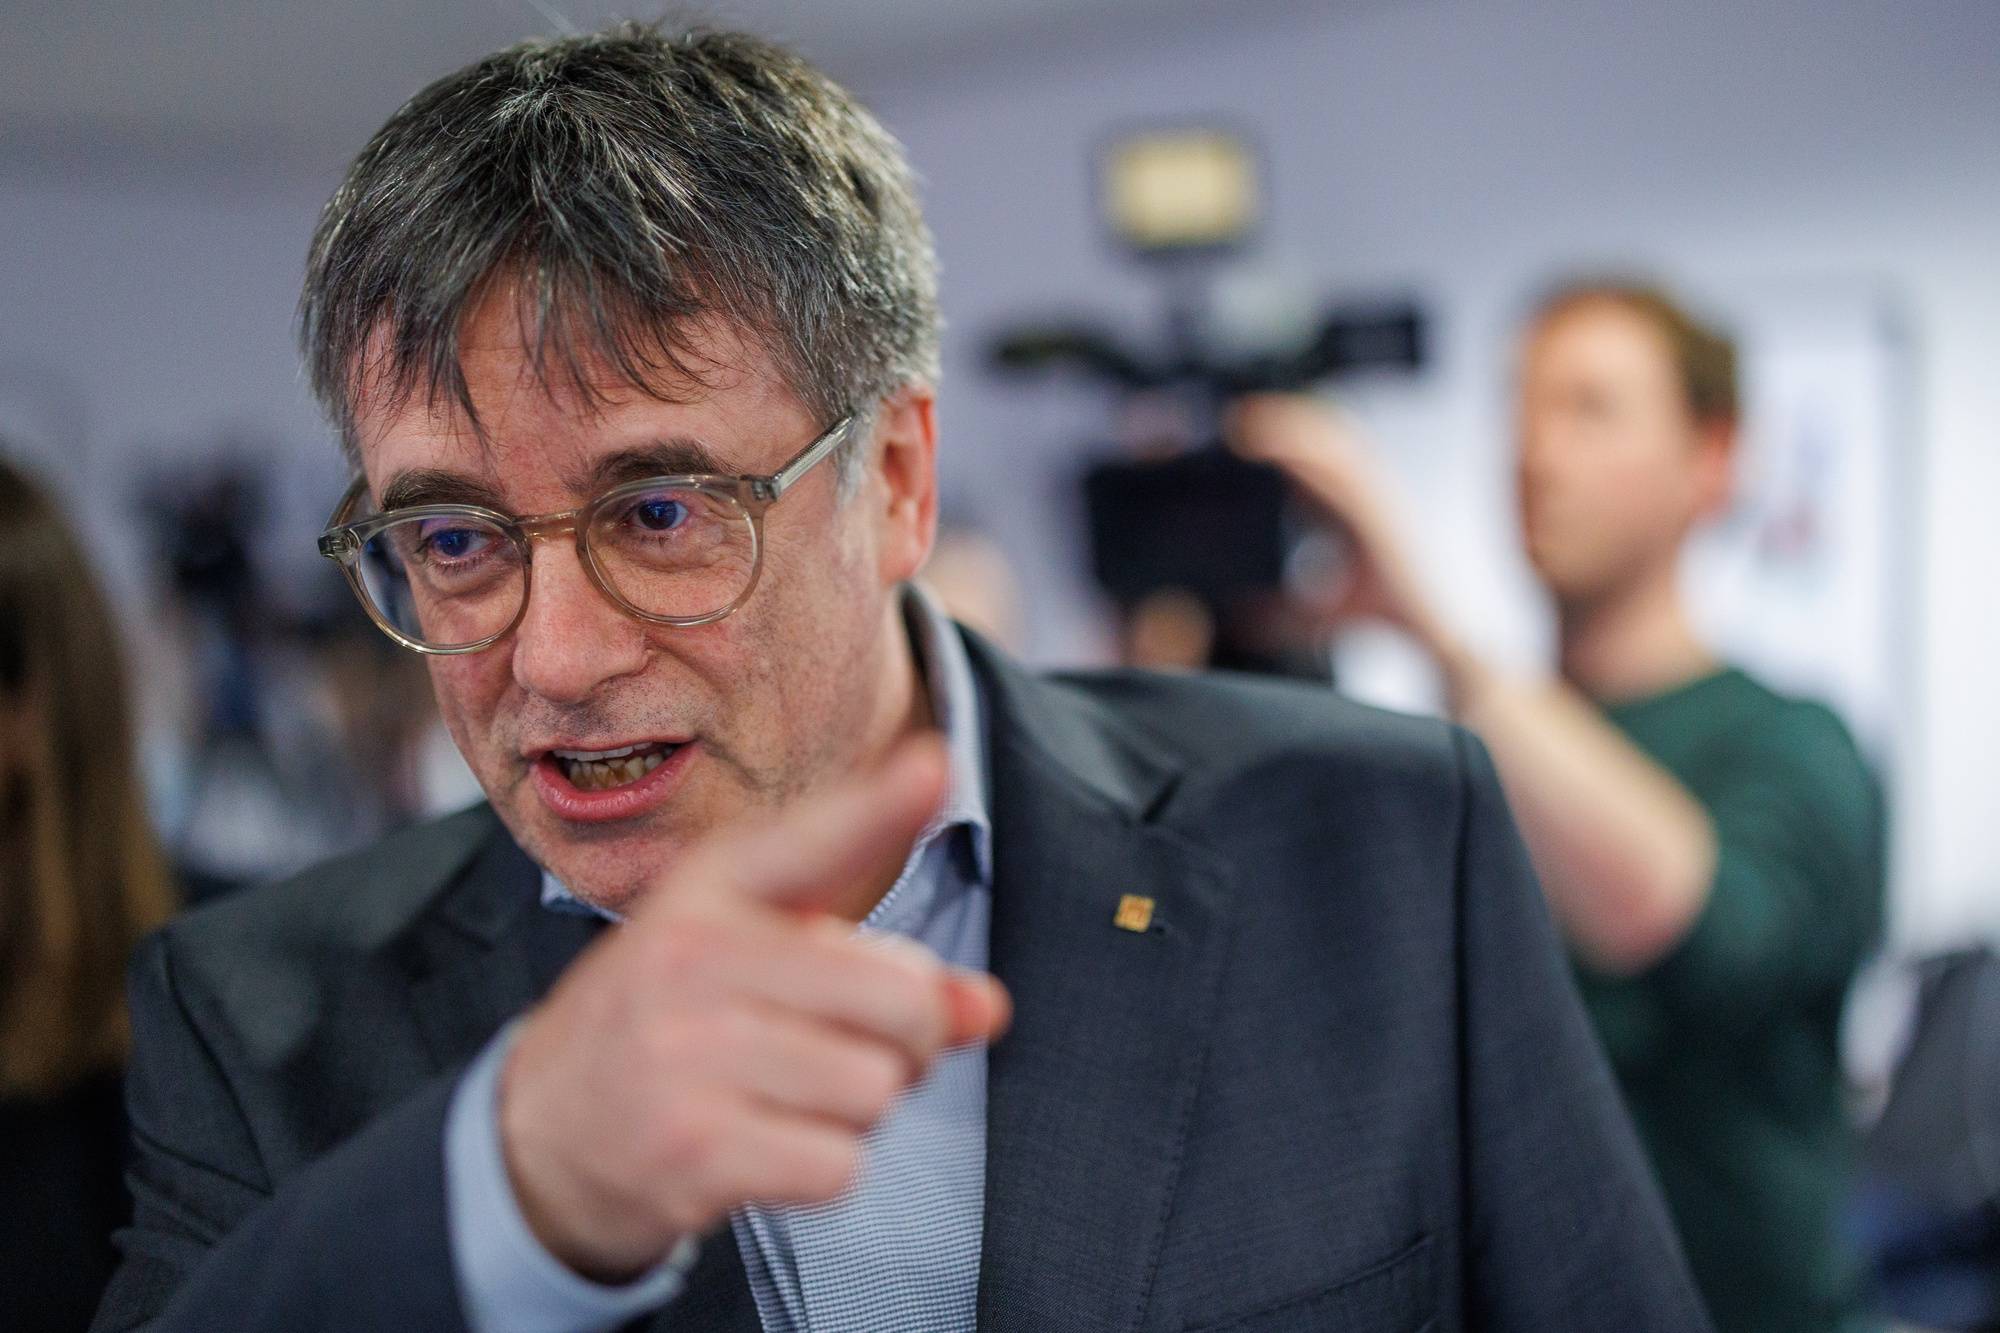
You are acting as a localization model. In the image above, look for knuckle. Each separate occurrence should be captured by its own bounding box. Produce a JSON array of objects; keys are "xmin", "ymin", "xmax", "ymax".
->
[
  {"xmin": 713, "ymin": 1004, "xmax": 762, "ymax": 1050},
  {"xmin": 825, "ymin": 1044, "xmax": 905, "ymax": 1126},
  {"xmin": 651, "ymin": 1098, "xmax": 723, "ymax": 1180},
  {"xmin": 802, "ymin": 915, "xmax": 852, "ymax": 946},
  {"xmin": 642, "ymin": 1011, "xmax": 701, "ymax": 1066},
  {"xmin": 896, "ymin": 976, "xmax": 951, "ymax": 1051},
  {"xmin": 854, "ymin": 1048, "xmax": 907, "ymax": 1120},
  {"xmin": 872, "ymin": 933, "xmax": 945, "ymax": 984},
  {"xmin": 873, "ymin": 962, "xmax": 939, "ymax": 1029},
  {"xmin": 705, "ymin": 1007, "xmax": 771, "ymax": 1077}
]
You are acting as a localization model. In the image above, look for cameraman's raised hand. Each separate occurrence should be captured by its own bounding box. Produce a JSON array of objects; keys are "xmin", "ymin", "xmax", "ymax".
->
[
  {"xmin": 495, "ymin": 738, "xmax": 1010, "ymax": 1282},
  {"xmin": 1224, "ymin": 393, "xmax": 1455, "ymax": 655}
]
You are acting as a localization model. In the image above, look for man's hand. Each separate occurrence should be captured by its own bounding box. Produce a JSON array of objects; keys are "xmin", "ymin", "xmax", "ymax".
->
[
  {"xmin": 496, "ymin": 739, "xmax": 1011, "ymax": 1281},
  {"xmin": 1224, "ymin": 394, "xmax": 1456, "ymax": 658}
]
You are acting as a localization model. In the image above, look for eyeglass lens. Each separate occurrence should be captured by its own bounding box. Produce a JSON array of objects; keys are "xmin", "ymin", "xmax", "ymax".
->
[{"xmin": 353, "ymin": 481, "xmax": 758, "ymax": 648}]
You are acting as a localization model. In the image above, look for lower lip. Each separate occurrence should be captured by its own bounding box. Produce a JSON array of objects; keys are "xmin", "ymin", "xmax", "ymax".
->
[{"xmin": 529, "ymin": 743, "xmax": 698, "ymax": 824}]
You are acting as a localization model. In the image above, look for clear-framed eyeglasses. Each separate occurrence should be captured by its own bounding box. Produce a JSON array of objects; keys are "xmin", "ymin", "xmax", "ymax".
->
[{"xmin": 317, "ymin": 414, "xmax": 853, "ymax": 655}]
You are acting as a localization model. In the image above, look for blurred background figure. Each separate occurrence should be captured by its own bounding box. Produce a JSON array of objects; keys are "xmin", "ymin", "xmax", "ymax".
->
[
  {"xmin": 139, "ymin": 460, "xmax": 473, "ymax": 902},
  {"xmin": 1228, "ymin": 282, "xmax": 1886, "ymax": 1330},
  {"xmin": 0, "ymin": 452, "xmax": 177, "ymax": 1332},
  {"xmin": 918, "ymin": 522, "xmax": 1026, "ymax": 653}
]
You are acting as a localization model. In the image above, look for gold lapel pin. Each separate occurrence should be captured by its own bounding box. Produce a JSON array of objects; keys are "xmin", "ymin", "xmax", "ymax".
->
[{"xmin": 1113, "ymin": 894, "xmax": 1155, "ymax": 933}]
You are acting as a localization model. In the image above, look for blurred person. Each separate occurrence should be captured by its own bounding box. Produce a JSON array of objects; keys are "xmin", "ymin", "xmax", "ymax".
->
[
  {"xmin": 0, "ymin": 454, "xmax": 177, "ymax": 1331},
  {"xmin": 1230, "ymin": 281, "xmax": 1886, "ymax": 1331},
  {"xmin": 143, "ymin": 466, "xmax": 470, "ymax": 902},
  {"xmin": 916, "ymin": 523, "xmax": 1025, "ymax": 652},
  {"xmin": 95, "ymin": 27, "xmax": 1711, "ymax": 1333},
  {"xmin": 1123, "ymin": 586, "xmax": 1217, "ymax": 670}
]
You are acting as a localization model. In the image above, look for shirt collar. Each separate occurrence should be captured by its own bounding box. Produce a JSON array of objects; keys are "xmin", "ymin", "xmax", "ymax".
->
[
  {"xmin": 540, "ymin": 582, "xmax": 992, "ymax": 921},
  {"xmin": 904, "ymin": 580, "xmax": 993, "ymax": 884}
]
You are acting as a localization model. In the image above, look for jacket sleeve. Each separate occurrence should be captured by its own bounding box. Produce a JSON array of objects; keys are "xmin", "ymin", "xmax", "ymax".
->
[
  {"xmin": 91, "ymin": 931, "xmax": 472, "ymax": 1333},
  {"xmin": 1449, "ymin": 727, "xmax": 1714, "ymax": 1330}
]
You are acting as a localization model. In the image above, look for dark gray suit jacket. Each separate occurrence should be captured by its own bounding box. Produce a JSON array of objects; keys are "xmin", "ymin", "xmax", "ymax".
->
[{"xmin": 95, "ymin": 634, "xmax": 1712, "ymax": 1331}]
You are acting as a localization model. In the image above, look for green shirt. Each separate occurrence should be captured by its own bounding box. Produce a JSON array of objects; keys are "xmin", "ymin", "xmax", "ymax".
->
[{"xmin": 1575, "ymin": 667, "xmax": 1885, "ymax": 1333}]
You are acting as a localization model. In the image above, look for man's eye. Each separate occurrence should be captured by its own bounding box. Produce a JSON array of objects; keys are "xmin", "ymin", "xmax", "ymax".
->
[
  {"xmin": 631, "ymin": 497, "xmax": 690, "ymax": 532},
  {"xmin": 421, "ymin": 525, "xmax": 490, "ymax": 560}
]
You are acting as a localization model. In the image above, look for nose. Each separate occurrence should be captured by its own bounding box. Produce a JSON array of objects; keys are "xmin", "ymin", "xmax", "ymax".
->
[{"xmin": 507, "ymin": 541, "xmax": 649, "ymax": 705}]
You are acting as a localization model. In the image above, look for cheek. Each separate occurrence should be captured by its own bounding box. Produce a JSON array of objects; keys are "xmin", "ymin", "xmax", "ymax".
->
[
  {"xmin": 425, "ymin": 657, "xmax": 510, "ymax": 756},
  {"xmin": 764, "ymin": 497, "xmax": 879, "ymax": 618},
  {"xmin": 674, "ymin": 567, "xmax": 830, "ymax": 706},
  {"xmin": 743, "ymin": 526, "xmax": 883, "ymax": 700},
  {"xmin": 1550, "ymin": 441, "xmax": 1655, "ymax": 527},
  {"xmin": 1611, "ymin": 448, "xmax": 1702, "ymax": 533}
]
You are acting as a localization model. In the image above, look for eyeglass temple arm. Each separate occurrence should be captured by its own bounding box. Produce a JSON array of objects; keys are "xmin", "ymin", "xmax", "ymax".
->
[{"xmin": 752, "ymin": 415, "xmax": 854, "ymax": 503}]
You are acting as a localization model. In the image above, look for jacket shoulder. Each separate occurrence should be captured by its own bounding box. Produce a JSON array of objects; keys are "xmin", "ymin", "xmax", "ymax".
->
[
  {"xmin": 1051, "ymin": 666, "xmax": 1469, "ymax": 793},
  {"xmin": 146, "ymin": 803, "xmax": 503, "ymax": 1002}
]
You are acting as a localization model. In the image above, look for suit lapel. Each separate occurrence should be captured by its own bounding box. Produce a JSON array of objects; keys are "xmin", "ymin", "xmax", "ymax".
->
[
  {"xmin": 968, "ymin": 642, "xmax": 1237, "ymax": 1332},
  {"xmin": 406, "ymin": 818, "xmax": 604, "ymax": 1071}
]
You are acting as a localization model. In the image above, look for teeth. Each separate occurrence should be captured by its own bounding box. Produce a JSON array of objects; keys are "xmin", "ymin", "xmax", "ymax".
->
[
  {"xmin": 553, "ymin": 742, "xmax": 649, "ymax": 761},
  {"xmin": 559, "ymin": 746, "xmax": 672, "ymax": 791}
]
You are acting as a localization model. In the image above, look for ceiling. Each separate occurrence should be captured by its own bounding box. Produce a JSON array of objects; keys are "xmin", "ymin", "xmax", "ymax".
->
[{"xmin": 0, "ymin": 0, "xmax": 1320, "ymax": 179}]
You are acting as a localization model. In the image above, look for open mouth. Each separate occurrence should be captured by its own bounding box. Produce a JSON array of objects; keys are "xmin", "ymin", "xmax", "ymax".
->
[{"xmin": 549, "ymin": 741, "xmax": 684, "ymax": 792}]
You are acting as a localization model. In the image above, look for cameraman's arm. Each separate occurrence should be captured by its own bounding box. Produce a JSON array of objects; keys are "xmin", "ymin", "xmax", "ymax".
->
[
  {"xmin": 1442, "ymin": 654, "xmax": 1715, "ymax": 973},
  {"xmin": 1226, "ymin": 393, "xmax": 1714, "ymax": 975}
]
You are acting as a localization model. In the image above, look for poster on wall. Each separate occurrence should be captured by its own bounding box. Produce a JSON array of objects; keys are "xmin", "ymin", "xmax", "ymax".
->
[{"xmin": 1683, "ymin": 282, "xmax": 1913, "ymax": 762}]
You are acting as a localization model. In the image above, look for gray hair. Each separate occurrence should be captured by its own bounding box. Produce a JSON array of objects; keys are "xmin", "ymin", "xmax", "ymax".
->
[{"xmin": 299, "ymin": 21, "xmax": 939, "ymax": 486}]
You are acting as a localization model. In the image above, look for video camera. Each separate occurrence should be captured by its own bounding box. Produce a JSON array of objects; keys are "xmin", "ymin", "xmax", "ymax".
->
[
  {"xmin": 993, "ymin": 304, "xmax": 1424, "ymax": 607},
  {"xmin": 987, "ymin": 127, "xmax": 1426, "ymax": 664}
]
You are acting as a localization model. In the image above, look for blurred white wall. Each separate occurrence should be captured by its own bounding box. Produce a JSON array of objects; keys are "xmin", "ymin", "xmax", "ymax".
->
[
  {"xmin": 1, "ymin": 0, "xmax": 1995, "ymax": 944},
  {"xmin": 0, "ymin": 174, "xmax": 341, "ymax": 607}
]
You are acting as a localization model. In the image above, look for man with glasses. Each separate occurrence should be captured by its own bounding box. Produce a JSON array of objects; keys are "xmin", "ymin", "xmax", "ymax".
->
[{"xmin": 96, "ymin": 23, "xmax": 1709, "ymax": 1333}]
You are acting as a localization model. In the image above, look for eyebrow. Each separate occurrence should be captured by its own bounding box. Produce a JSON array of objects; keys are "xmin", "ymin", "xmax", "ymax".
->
[
  {"xmin": 570, "ymin": 438, "xmax": 734, "ymax": 494},
  {"xmin": 376, "ymin": 438, "xmax": 737, "ymax": 515},
  {"xmin": 377, "ymin": 470, "xmax": 507, "ymax": 512}
]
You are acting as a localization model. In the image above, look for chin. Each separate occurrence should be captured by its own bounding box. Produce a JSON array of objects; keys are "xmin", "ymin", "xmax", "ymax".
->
[
  {"xmin": 489, "ymin": 797, "xmax": 668, "ymax": 908},
  {"xmin": 1547, "ymin": 567, "xmax": 1628, "ymax": 613},
  {"xmin": 528, "ymin": 831, "xmax": 667, "ymax": 914},
  {"xmin": 1523, "ymin": 538, "xmax": 1591, "ymax": 600}
]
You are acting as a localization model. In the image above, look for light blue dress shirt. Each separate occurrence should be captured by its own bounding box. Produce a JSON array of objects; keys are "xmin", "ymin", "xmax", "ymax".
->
[{"xmin": 444, "ymin": 586, "xmax": 993, "ymax": 1332}]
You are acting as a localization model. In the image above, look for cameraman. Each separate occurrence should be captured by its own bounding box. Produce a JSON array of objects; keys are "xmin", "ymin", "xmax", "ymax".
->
[{"xmin": 1230, "ymin": 281, "xmax": 1884, "ymax": 1332}]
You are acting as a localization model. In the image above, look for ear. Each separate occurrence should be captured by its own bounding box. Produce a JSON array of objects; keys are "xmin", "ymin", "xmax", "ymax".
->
[
  {"xmin": 1690, "ymin": 416, "xmax": 1737, "ymax": 523},
  {"xmin": 870, "ymin": 385, "xmax": 939, "ymax": 586}
]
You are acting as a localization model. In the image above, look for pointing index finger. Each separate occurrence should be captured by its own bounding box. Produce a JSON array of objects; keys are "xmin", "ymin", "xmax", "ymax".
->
[{"xmin": 645, "ymin": 735, "xmax": 951, "ymax": 924}]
